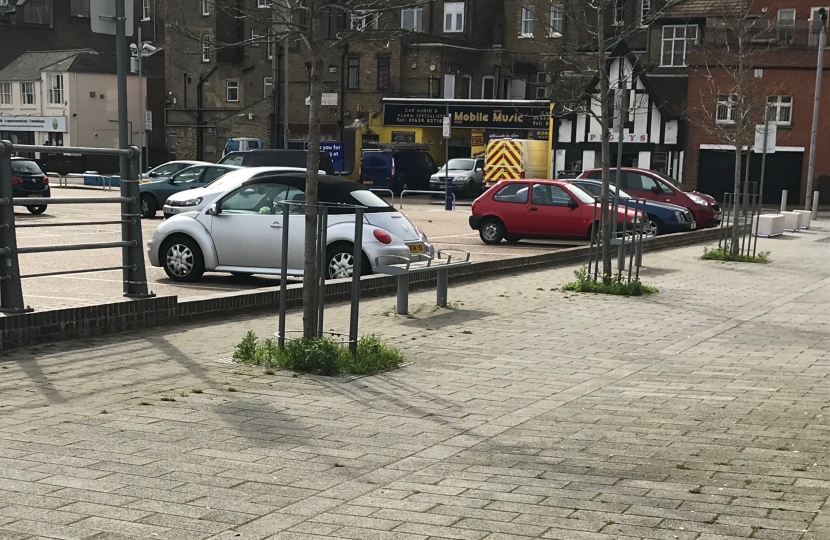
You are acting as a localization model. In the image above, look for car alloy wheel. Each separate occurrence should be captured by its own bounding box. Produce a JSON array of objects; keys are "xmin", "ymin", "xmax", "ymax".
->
[
  {"xmin": 328, "ymin": 251, "xmax": 354, "ymax": 279},
  {"xmin": 481, "ymin": 222, "xmax": 501, "ymax": 242},
  {"xmin": 166, "ymin": 243, "xmax": 195, "ymax": 278}
]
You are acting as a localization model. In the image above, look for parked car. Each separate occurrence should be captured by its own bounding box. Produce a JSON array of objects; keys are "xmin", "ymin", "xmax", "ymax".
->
[
  {"xmin": 162, "ymin": 166, "xmax": 323, "ymax": 219},
  {"xmin": 565, "ymin": 178, "xmax": 696, "ymax": 235},
  {"xmin": 360, "ymin": 149, "xmax": 438, "ymax": 194},
  {"xmin": 577, "ymin": 168, "xmax": 721, "ymax": 227},
  {"xmin": 140, "ymin": 160, "xmax": 207, "ymax": 183},
  {"xmin": 430, "ymin": 158, "xmax": 485, "ymax": 198},
  {"xmin": 218, "ymin": 149, "xmax": 335, "ymax": 175},
  {"xmin": 139, "ymin": 164, "xmax": 239, "ymax": 218},
  {"xmin": 11, "ymin": 157, "xmax": 50, "ymax": 214},
  {"xmin": 469, "ymin": 179, "xmax": 644, "ymax": 244},
  {"xmin": 222, "ymin": 137, "xmax": 264, "ymax": 156},
  {"xmin": 148, "ymin": 173, "xmax": 433, "ymax": 282}
]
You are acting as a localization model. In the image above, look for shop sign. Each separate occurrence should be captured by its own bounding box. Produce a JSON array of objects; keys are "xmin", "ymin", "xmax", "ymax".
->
[
  {"xmin": 383, "ymin": 103, "xmax": 550, "ymax": 129},
  {"xmin": 588, "ymin": 132, "xmax": 649, "ymax": 143},
  {"xmin": 0, "ymin": 116, "xmax": 67, "ymax": 133}
]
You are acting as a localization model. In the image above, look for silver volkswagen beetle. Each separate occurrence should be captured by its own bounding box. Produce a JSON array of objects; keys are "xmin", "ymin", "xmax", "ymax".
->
[{"xmin": 147, "ymin": 173, "xmax": 433, "ymax": 281}]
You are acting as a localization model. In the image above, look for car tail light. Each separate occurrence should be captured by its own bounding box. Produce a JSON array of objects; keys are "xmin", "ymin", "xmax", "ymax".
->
[
  {"xmin": 373, "ymin": 229, "xmax": 393, "ymax": 244},
  {"xmin": 416, "ymin": 226, "xmax": 427, "ymax": 240},
  {"xmin": 391, "ymin": 162, "xmax": 396, "ymax": 178},
  {"xmin": 11, "ymin": 176, "xmax": 22, "ymax": 185},
  {"xmin": 42, "ymin": 176, "xmax": 49, "ymax": 185}
]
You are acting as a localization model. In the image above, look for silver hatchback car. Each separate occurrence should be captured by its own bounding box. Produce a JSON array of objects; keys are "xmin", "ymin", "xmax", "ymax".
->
[{"xmin": 148, "ymin": 173, "xmax": 433, "ymax": 281}]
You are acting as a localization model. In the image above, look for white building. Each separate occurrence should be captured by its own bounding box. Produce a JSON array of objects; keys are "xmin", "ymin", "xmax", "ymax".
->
[{"xmin": 0, "ymin": 49, "xmax": 145, "ymax": 154}]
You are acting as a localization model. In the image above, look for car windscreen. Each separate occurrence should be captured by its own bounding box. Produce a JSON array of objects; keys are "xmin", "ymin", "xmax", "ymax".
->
[
  {"xmin": 655, "ymin": 172, "xmax": 689, "ymax": 192},
  {"xmin": 441, "ymin": 159, "xmax": 475, "ymax": 171},
  {"xmin": 11, "ymin": 160, "xmax": 43, "ymax": 174},
  {"xmin": 563, "ymin": 184, "xmax": 597, "ymax": 204},
  {"xmin": 349, "ymin": 190, "xmax": 393, "ymax": 211},
  {"xmin": 225, "ymin": 140, "xmax": 240, "ymax": 153}
]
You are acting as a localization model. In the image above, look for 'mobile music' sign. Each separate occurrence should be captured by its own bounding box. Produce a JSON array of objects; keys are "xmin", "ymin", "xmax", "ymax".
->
[{"xmin": 383, "ymin": 103, "xmax": 550, "ymax": 130}]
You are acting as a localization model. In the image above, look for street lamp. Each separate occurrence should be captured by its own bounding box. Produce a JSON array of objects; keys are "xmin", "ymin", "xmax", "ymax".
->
[
  {"xmin": 130, "ymin": 29, "xmax": 158, "ymax": 175},
  {"xmin": 805, "ymin": 7, "xmax": 827, "ymax": 211}
]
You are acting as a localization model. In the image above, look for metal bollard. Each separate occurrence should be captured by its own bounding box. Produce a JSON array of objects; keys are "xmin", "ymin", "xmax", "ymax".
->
[
  {"xmin": 780, "ymin": 190, "xmax": 788, "ymax": 213},
  {"xmin": 0, "ymin": 145, "xmax": 28, "ymax": 313},
  {"xmin": 349, "ymin": 207, "xmax": 364, "ymax": 357},
  {"xmin": 436, "ymin": 268, "xmax": 448, "ymax": 308},
  {"xmin": 121, "ymin": 151, "xmax": 153, "ymax": 299},
  {"xmin": 813, "ymin": 191, "xmax": 821, "ymax": 222},
  {"xmin": 396, "ymin": 274, "xmax": 409, "ymax": 315}
]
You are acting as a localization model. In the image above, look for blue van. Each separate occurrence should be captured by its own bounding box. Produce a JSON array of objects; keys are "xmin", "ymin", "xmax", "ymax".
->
[{"xmin": 359, "ymin": 148, "xmax": 438, "ymax": 194}]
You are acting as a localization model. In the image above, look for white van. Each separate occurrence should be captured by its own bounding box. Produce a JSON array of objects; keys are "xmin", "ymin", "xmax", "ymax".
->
[{"xmin": 222, "ymin": 138, "xmax": 264, "ymax": 156}]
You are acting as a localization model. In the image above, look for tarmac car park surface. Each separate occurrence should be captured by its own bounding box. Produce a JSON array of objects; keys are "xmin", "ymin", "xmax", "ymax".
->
[{"xmin": 11, "ymin": 188, "xmax": 584, "ymax": 310}]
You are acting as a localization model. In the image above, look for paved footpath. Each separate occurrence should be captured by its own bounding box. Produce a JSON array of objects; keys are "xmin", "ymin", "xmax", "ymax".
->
[{"xmin": 1, "ymin": 223, "xmax": 829, "ymax": 540}]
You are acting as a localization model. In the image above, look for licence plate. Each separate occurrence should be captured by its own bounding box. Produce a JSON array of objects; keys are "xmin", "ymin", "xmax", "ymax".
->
[
  {"xmin": 29, "ymin": 194, "xmax": 42, "ymax": 198},
  {"xmin": 363, "ymin": 180, "xmax": 374, "ymax": 185},
  {"xmin": 407, "ymin": 243, "xmax": 425, "ymax": 254}
]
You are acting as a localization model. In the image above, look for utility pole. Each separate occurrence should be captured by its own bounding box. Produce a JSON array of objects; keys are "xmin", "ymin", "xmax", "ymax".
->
[
  {"xmin": 116, "ymin": 0, "xmax": 129, "ymax": 172},
  {"xmin": 806, "ymin": 7, "xmax": 827, "ymax": 211},
  {"xmin": 137, "ymin": 26, "xmax": 145, "ymax": 175}
]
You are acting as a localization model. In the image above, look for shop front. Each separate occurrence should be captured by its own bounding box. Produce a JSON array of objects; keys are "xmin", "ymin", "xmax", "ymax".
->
[{"xmin": 0, "ymin": 115, "xmax": 67, "ymax": 152}]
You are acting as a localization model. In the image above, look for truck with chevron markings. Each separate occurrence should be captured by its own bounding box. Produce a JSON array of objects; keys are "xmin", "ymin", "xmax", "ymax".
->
[{"xmin": 483, "ymin": 138, "xmax": 549, "ymax": 188}]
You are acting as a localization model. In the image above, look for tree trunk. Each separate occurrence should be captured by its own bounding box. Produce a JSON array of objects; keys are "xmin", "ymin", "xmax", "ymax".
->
[
  {"xmin": 730, "ymin": 144, "xmax": 742, "ymax": 255},
  {"xmin": 597, "ymin": 6, "xmax": 613, "ymax": 282},
  {"xmin": 302, "ymin": 13, "xmax": 325, "ymax": 339}
]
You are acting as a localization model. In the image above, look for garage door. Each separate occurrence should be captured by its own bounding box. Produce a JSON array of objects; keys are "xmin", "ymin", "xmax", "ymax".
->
[{"xmin": 697, "ymin": 150, "xmax": 802, "ymax": 205}]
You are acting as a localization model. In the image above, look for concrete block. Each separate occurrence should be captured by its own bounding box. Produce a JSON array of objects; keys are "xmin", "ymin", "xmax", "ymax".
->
[
  {"xmin": 781, "ymin": 211, "xmax": 802, "ymax": 232},
  {"xmin": 754, "ymin": 214, "xmax": 785, "ymax": 237},
  {"xmin": 793, "ymin": 210, "xmax": 811, "ymax": 229}
]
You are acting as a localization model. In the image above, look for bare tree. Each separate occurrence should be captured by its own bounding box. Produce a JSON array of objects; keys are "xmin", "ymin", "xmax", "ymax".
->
[{"xmin": 170, "ymin": 0, "xmax": 426, "ymax": 338}]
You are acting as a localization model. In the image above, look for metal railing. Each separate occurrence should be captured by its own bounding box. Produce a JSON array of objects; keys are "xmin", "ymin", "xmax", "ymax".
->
[
  {"xmin": 399, "ymin": 189, "xmax": 455, "ymax": 210},
  {"xmin": 46, "ymin": 172, "xmax": 67, "ymax": 188},
  {"xmin": 0, "ymin": 140, "xmax": 153, "ymax": 313},
  {"xmin": 586, "ymin": 196, "xmax": 652, "ymax": 284}
]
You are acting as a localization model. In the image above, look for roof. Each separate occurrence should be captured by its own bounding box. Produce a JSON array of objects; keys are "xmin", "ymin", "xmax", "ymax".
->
[
  {"xmin": 660, "ymin": 0, "xmax": 747, "ymax": 19},
  {"xmin": 0, "ymin": 50, "xmax": 93, "ymax": 81}
]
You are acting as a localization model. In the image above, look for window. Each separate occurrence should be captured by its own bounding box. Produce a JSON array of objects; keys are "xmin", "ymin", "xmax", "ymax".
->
[
  {"xmin": 0, "ymin": 83, "xmax": 11, "ymax": 105},
  {"xmin": 614, "ymin": 0, "xmax": 624, "ymax": 26},
  {"xmin": 203, "ymin": 167, "xmax": 230, "ymax": 184},
  {"xmin": 428, "ymin": 77, "xmax": 440, "ymax": 98},
  {"xmin": 201, "ymin": 34, "xmax": 211, "ymax": 63},
  {"xmin": 201, "ymin": 0, "xmax": 210, "ymax": 16},
  {"xmin": 377, "ymin": 57, "xmax": 391, "ymax": 90},
  {"xmin": 171, "ymin": 166, "xmax": 206, "ymax": 185},
  {"xmin": 461, "ymin": 75, "xmax": 472, "ymax": 99},
  {"xmin": 142, "ymin": 0, "xmax": 150, "ymax": 20},
  {"xmin": 661, "ymin": 25, "xmax": 698, "ymax": 67},
  {"xmin": 767, "ymin": 95, "xmax": 793, "ymax": 125},
  {"xmin": 264, "ymin": 77, "xmax": 274, "ymax": 97},
  {"xmin": 351, "ymin": 11, "xmax": 379, "ymax": 30},
  {"xmin": 347, "ymin": 58, "xmax": 360, "ymax": 90},
  {"xmin": 20, "ymin": 82, "xmax": 35, "ymax": 105},
  {"xmin": 402, "ymin": 7, "xmax": 423, "ymax": 31},
  {"xmin": 494, "ymin": 183, "xmax": 530, "ymax": 203},
  {"xmin": 251, "ymin": 29, "xmax": 260, "ymax": 47},
  {"xmin": 481, "ymin": 76, "xmax": 495, "ymax": 99},
  {"xmin": 716, "ymin": 94, "xmax": 737, "ymax": 124},
  {"xmin": 444, "ymin": 2, "xmax": 465, "ymax": 33},
  {"xmin": 549, "ymin": 3, "xmax": 564, "ymax": 36},
  {"xmin": 220, "ymin": 183, "xmax": 292, "ymax": 214},
  {"xmin": 257, "ymin": 0, "xmax": 268, "ymax": 7},
  {"xmin": 521, "ymin": 5, "xmax": 534, "ymax": 37},
  {"xmin": 777, "ymin": 9, "xmax": 796, "ymax": 42},
  {"xmin": 624, "ymin": 172, "xmax": 660, "ymax": 192},
  {"xmin": 443, "ymin": 74, "xmax": 456, "ymax": 99},
  {"xmin": 226, "ymin": 80, "xmax": 239, "ymax": 102},
  {"xmin": 48, "ymin": 75, "xmax": 64, "ymax": 105},
  {"xmin": 640, "ymin": 0, "xmax": 651, "ymax": 26},
  {"xmin": 532, "ymin": 184, "xmax": 573, "ymax": 206}
]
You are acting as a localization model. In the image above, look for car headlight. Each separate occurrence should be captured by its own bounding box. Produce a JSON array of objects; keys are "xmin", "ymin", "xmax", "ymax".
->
[
  {"xmin": 453, "ymin": 175, "xmax": 470, "ymax": 184},
  {"xmin": 675, "ymin": 210, "xmax": 685, "ymax": 222},
  {"xmin": 688, "ymin": 194, "xmax": 708, "ymax": 206},
  {"xmin": 171, "ymin": 197, "xmax": 203, "ymax": 207}
]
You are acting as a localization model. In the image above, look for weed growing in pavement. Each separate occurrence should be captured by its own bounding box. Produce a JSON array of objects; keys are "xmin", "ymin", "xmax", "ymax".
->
[
  {"xmin": 232, "ymin": 332, "xmax": 404, "ymax": 376},
  {"xmin": 562, "ymin": 267, "xmax": 658, "ymax": 297},
  {"xmin": 702, "ymin": 248, "xmax": 771, "ymax": 263}
]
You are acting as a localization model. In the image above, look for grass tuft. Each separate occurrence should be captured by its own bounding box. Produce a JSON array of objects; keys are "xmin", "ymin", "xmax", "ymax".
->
[
  {"xmin": 702, "ymin": 248, "xmax": 770, "ymax": 263},
  {"xmin": 562, "ymin": 266, "xmax": 658, "ymax": 296}
]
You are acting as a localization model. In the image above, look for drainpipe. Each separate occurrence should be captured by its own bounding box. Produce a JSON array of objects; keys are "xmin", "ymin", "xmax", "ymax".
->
[
  {"xmin": 196, "ymin": 66, "xmax": 217, "ymax": 161},
  {"xmin": 340, "ymin": 42, "xmax": 349, "ymax": 142}
]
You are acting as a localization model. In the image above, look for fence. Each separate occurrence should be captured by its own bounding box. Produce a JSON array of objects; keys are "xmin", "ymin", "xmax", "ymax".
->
[
  {"xmin": 0, "ymin": 140, "xmax": 153, "ymax": 313},
  {"xmin": 399, "ymin": 190, "xmax": 455, "ymax": 209},
  {"xmin": 718, "ymin": 182, "xmax": 761, "ymax": 257},
  {"xmin": 586, "ymin": 196, "xmax": 652, "ymax": 284}
]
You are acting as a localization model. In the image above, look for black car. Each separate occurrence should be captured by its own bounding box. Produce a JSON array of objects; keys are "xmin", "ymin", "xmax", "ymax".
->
[
  {"xmin": 218, "ymin": 149, "xmax": 335, "ymax": 175},
  {"xmin": 11, "ymin": 158, "xmax": 50, "ymax": 214}
]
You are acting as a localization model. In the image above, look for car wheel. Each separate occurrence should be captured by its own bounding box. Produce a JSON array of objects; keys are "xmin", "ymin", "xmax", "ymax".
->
[
  {"xmin": 479, "ymin": 218, "xmax": 505, "ymax": 244},
  {"xmin": 27, "ymin": 205, "xmax": 47, "ymax": 215},
  {"xmin": 647, "ymin": 215, "xmax": 664, "ymax": 235},
  {"xmin": 161, "ymin": 236, "xmax": 205, "ymax": 282},
  {"xmin": 464, "ymin": 180, "xmax": 478, "ymax": 199},
  {"xmin": 326, "ymin": 243, "xmax": 372, "ymax": 280},
  {"xmin": 504, "ymin": 234, "xmax": 521, "ymax": 243},
  {"xmin": 141, "ymin": 194, "xmax": 157, "ymax": 219}
]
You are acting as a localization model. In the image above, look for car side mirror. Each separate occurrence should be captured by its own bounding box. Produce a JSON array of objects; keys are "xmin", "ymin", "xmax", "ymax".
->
[
  {"xmin": 476, "ymin": 167, "xmax": 483, "ymax": 172},
  {"xmin": 651, "ymin": 185, "xmax": 661, "ymax": 194},
  {"xmin": 206, "ymin": 203, "xmax": 219, "ymax": 216},
  {"xmin": 148, "ymin": 172, "xmax": 157, "ymax": 178},
  {"xmin": 567, "ymin": 199, "xmax": 579, "ymax": 209}
]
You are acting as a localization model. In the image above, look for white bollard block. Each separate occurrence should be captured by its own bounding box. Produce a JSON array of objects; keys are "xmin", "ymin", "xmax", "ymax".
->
[
  {"xmin": 754, "ymin": 214, "xmax": 786, "ymax": 237},
  {"xmin": 793, "ymin": 210, "xmax": 812, "ymax": 229},
  {"xmin": 781, "ymin": 211, "xmax": 802, "ymax": 232}
]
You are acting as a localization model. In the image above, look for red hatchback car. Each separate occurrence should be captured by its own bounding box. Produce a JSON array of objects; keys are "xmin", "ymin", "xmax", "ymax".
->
[
  {"xmin": 469, "ymin": 179, "xmax": 643, "ymax": 244},
  {"xmin": 577, "ymin": 168, "xmax": 721, "ymax": 227}
]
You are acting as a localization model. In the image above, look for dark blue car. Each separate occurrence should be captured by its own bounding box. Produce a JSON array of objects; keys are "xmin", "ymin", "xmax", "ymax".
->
[{"xmin": 567, "ymin": 179, "xmax": 696, "ymax": 235}]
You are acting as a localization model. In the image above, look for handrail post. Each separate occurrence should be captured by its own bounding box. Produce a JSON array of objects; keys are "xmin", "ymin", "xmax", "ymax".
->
[
  {"xmin": 0, "ymin": 141, "xmax": 29, "ymax": 313},
  {"xmin": 122, "ymin": 147, "xmax": 153, "ymax": 298}
]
